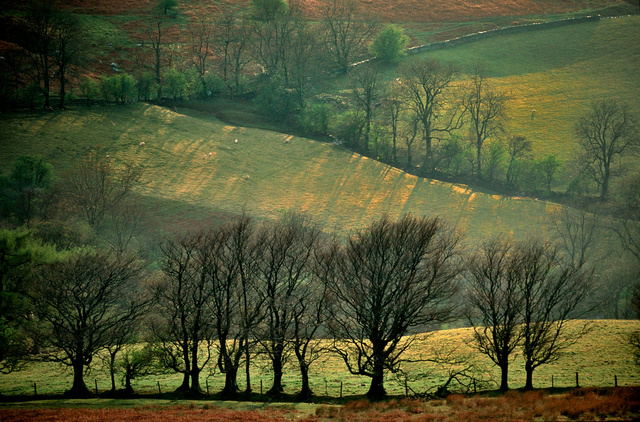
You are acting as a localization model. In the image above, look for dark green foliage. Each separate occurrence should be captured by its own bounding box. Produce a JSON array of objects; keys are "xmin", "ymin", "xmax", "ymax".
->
[
  {"xmin": 333, "ymin": 110, "xmax": 365, "ymax": 150},
  {"xmin": 298, "ymin": 103, "xmax": 332, "ymax": 137},
  {"xmin": 163, "ymin": 68, "xmax": 191, "ymax": 100},
  {"xmin": 80, "ymin": 77, "xmax": 100, "ymax": 105},
  {"xmin": 0, "ymin": 228, "xmax": 59, "ymax": 373},
  {"xmin": 250, "ymin": 0, "xmax": 289, "ymax": 21},
  {"xmin": 1, "ymin": 156, "xmax": 54, "ymax": 225},
  {"xmin": 136, "ymin": 72, "xmax": 157, "ymax": 101},
  {"xmin": 255, "ymin": 75, "xmax": 300, "ymax": 121},
  {"xmin": 369, "ymin": 24, "xmax": 409, "ymax": 64},
  {"xmin": 101, "ymin": 73, "xmax": 137, "ymax": 104}
]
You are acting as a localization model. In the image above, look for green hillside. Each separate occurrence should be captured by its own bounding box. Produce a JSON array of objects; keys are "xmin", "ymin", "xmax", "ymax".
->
[
  {"xmin": 1, "ymin": 17, "xmax": 638, "ymax": 243},
  {"xmin": 377, "ymin": 16, "xmax": 640, "ymax": 164},
  {"xmin": 1, "ymin": 103, "xmax": 563, "ymax": 241}
]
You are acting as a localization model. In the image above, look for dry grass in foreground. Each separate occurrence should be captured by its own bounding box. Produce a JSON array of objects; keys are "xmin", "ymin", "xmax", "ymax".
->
[
  {"xmin": 313, "ymin": 388, "xmax": 640, "ymax": 422},
  {"xmin": 1, "ymin": 388, "xmax": 639, "ymax": 421}
]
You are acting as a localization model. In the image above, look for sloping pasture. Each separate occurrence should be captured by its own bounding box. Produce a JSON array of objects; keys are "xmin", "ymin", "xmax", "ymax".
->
[
  {"xmin": 1, "ymin": 103, "xmax": 562, "ymax": 240},
  {"xmin": 372, "ymin": 16, "xmax": 640, "ymax": 169}
]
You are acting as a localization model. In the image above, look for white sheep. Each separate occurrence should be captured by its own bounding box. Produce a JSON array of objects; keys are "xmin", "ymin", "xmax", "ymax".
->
[
  {"xmin": 209, "ymin": 152, "xmax": 212, "ymax": 156},
  {"xmin": 234, "ymin": 139, "xmax": 238, "ymax": 144},
  {"xmin": 139, "ymin": 141, "xmax": 145, "ymax": 146},
  {"xmin": 245, "ymin": 174, "xmax": 250, "ymax": 179}
]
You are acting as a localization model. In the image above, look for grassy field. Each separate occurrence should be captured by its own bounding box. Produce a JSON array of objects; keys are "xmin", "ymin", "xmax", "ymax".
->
[
  {"xmin": 0, "ymin": 101, "xmax": 577, "ymax": 243},
  {"xmin": 326, "ymin": 16, "xmax": 640, "ymax": 170},
  {"xmin": 0, "ymin": 320, "xmax": 638, "ymax": 398}
]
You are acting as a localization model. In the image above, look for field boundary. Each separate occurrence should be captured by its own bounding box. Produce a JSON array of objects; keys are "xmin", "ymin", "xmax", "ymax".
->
[{"xmin": 350, "ymin": 14, "xmax": 638, "ymax": 68}]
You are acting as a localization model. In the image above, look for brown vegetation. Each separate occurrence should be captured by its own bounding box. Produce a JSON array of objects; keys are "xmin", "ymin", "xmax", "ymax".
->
[
  {"xmin": 3, "ymin": 388, "xmax": 637, "ymax": 421},
  {"xmin": 42, "ymin": 0, "xmax": 629, "ymax": 21}
]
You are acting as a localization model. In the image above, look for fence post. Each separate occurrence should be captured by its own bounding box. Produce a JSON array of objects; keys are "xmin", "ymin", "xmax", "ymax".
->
[
  {"xmin": 95, "ymin": 379, "xmax": 98, "ymax": 395},
  {"xmin": 405, "ymin": 375, "xmax": 408, "ymax": 397},
  {"xmin": 206, "ymin": 379, "xmax": 209, "ymax": 395},
  {"xmin": 551, "ymin": 375, "xmax": 554, "ymax": 390},
  {"xmin": 575, "ymin": 372, "xmax": 580, "ymax": 388},
  {"xmin": 473, "ymin": 378, "xmax": 477, "ymax": 394},
  {"xmin": 614, "ymin": 375, "xmax": 618, "ymax": 387},
  {"xmin": 325, "ymin": 380, "xmax": 328, "ymax": 396},
  {"xmin": 340, "ymin": 381, "xmax": 343, "ymax": 398},
  {"xmin": 157, "ymin": 381, "xmax": 161, "ymax": 394},
  {"xmin": 33, "ymin": 382, "xmax": 37, "ymax": 396},
  {"xmin": 260, "ymin": 380, "xmax": 263, "ymax": 395}
]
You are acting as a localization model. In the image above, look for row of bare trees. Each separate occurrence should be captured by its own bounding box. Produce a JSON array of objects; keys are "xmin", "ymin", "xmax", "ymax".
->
[{"xmin": 4, "ymin": 211, "xmax": 601, "ymax": 400}]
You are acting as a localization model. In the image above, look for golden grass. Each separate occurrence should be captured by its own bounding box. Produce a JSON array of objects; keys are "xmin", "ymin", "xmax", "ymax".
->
[{"xmin": 1, "ymin": 320, "xmax": 637, "ymax": 397}]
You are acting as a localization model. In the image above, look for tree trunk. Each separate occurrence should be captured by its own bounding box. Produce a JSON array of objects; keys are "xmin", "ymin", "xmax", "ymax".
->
[
  {"xmin": 367, "ymin": 372, "xmax": 386, "ymax": 401},
  {"xmin": 124, "ymin": 373, "xmax": 134, "ymax": 396},
  {"xmin": 59, "ymin": 72, "xmax": 66, "ymax": 109},
  {"xmin": 244, "ymin": 341, "xmax": 252, "ymax": 393},
  {"xmin": 600, "ymin": 167, "xmax": 610, "ymax": 200},
  {"xmin": 222, "ymin": 364, "xmax": 239, "ymax": 397},
  {"xmin": 176, "ymin": 372, "xmax": 190, "ymax": 392},
  {"xmin": 422, "ymin": 132, "xmax": 433, "ymax": 173},
  {"xmin": 524, "ymin": 360, "xmax": 534, "ymax": 390},
  {"xmin": 190, "ymin": 367, "xmax": 201, "ymax": 395},
  {"xmin": 67, "ymin": 358, "xmax": 92, "ymax": 398},
  {"xmin": 298, "ymin": 360, "xmax": 312, "ymax": 400},
  {"xmin": 499, "ymin": 361, "xmax": 509, "ymax": 391},
  {"xmin": 268, "ymin": 351, "xmax": 284, "ymax": 395},
  {"xmin": 476, "ymin": 137, "xmax": 483, "ymax": 178}
]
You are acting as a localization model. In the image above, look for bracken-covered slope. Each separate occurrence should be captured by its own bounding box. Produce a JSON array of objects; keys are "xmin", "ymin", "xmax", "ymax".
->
[{"xmin": 43, "ymin": 0, "xmax": 634, "ymax": 21}]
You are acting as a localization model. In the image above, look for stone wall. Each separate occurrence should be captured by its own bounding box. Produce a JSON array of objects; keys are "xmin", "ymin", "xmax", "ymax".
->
[{"xmin": 405, "ymin": 15, "xmax": 601, "ymax": 55}]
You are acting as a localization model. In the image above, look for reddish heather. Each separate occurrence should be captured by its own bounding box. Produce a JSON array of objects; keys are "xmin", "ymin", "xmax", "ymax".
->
[
  {"xmin": 0, "ymin": 406, "xmax": 290, "ymax": 422},
  {"xmin": 1, "ymin": 389, "xmax": 639, "ymax": 421},
  {"xmin": 41, "ymin": 0, "xmax": 628, "ymax": 21}
]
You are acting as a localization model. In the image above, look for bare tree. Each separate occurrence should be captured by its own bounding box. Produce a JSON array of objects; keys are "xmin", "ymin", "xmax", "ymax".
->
[
  {"xmin": 215, "ymin": 12, "xmax": 252, "ymax": 96},
  {"xmin": 254, "ymin": 213, "xmax": 322, "ymax": 395},
  {"xmin": 249, "ymin": 0, "xmax": 301, "ymax": 82},
  {"xmin": 461, "ymin": 64, "xmax": 508, "ymax": 178},
  {"xmin": 24, "ymin": 2, "xmax": 57, "ymax": 109},
  {"xmin": 575, "ymin": 99, "xmax": 639, "ymax": 200},
  {"xmin": 286, "ymin": 22, "xmax": 322, "ymax": 107},
  {"xmin": 143, "ymin": 0, "xmax": 180, "ymax": 99},
  {"xmin": 28, "ymin": 251, "xmax": 147, "ymax": 398},
  {"xmin": 64, "ymin": 148, "xmax": 142, "ymax": 228},
  {"xmin": 152, "ymin": 232, "xmax": 216, "ymax": 396},
  {"xmin": 516, "ymin": 239, "xmax": 592, "ymax": 390},
  {"xmin": 320, "ymin": 0, "xmax": 379, "ymax": 74},
  {"xmin": 50, "ymin": 11, "xmax": 83, "ymax": 109},
  {"xmin": 402, "ymin": 112, "xmax": 421, "ymax": 170},
  {"xmin": 400, "ymin": 58, "xmax": 461, "ymax": 174},
  {"xmin": 291, "ymin": 275, "xmax": 328, "ymax": 400},
  {"xmin": 466, "ymin": 236, "xmax": 523, "ymax": 391},
  {"xmin": 350, "ymin": 65, "xmax": 380, "ymax": 154},
  {"xmin": 549, "ymin": 204, "xmax": 602, "ymax": 269},
  {"xmin": 381, "ymin": 81, "xmax": 405, "ymax": 165},
  {"xmin": 319, "ymin": 214, "xmax": 462, "ymax": 400},
  {"xmin": 186, "ymin": 17, "xmax": 215, "ymax": 95},
  {"xmin": 204, "ymin": 216, "xmax": 263, "ymax": 397},
  {"xmin": 505, "ymin": 135, "xmax": 532, "ymax": 188}
]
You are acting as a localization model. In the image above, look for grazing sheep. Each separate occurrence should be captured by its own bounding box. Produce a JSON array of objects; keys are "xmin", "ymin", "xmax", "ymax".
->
[
  {"xmin": 245, "ymin": 174, "xmax": 250, "ymax": 179},
  {"xmin": 209, "ymin": 152, "xmax": 212, "ymax": 156},
  {"xmin": 139, "ymin": 141, "xmax": 145, "ymax": 146},
  {"xmin": 284, "ymin": 139, "xmax": 290, "ymax": 143},
  {"xmin": 234, "ymin": 139, "xmax": 238, "ymax": 143}
]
